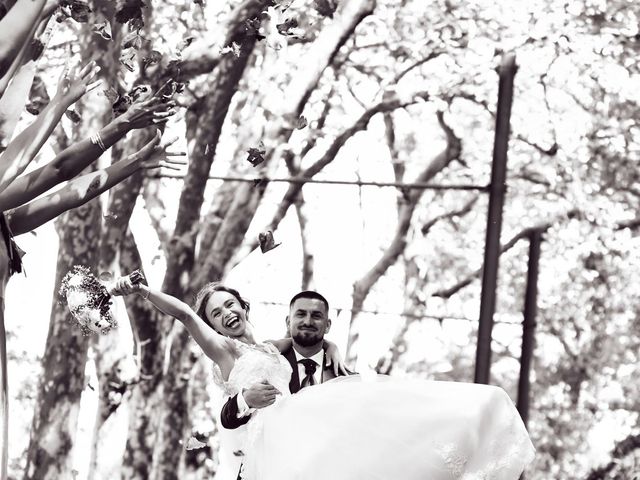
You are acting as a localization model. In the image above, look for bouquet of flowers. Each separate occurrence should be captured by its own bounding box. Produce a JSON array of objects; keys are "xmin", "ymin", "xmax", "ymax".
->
[{"xmin": 60, "ymin": 266, "xmax": 144, "ymax": 335}]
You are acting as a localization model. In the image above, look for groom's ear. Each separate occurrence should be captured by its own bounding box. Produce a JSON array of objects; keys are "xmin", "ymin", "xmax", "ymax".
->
[{"xmin": 324, "ymin": 318, "xmax": 331, "ymax": 334}]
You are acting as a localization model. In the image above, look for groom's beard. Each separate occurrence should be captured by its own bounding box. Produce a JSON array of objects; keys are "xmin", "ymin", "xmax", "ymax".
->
[{"xmin": 292, "ymin": 330, "xmax": 323, "ymax": 347}]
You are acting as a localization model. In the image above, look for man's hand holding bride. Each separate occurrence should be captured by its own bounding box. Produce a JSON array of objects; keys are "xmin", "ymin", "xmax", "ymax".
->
[{"xmin": 242, "ymin": 381, "xmax": 281, "ymax": 409}]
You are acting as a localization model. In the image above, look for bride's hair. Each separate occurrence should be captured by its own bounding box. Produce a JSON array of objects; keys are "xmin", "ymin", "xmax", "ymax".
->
[{"xmin": 193, "ymin": 282, "xmax": 250, "ymax": 328}]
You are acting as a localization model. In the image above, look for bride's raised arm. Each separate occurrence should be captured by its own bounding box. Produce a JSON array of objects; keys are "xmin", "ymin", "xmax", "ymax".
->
[{"xmin": 112, "ymin": 279, "xmax": 236, "ymax": 375}]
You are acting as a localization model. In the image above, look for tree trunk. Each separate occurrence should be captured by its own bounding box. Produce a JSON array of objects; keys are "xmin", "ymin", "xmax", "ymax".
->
[
  {"xmin": 148, "ymin": 2, "xmax": 275, "ymax": 478},
  {"xmin": 87, "ymin": 331, "xmax": 136, "ymax": 480},
  {"xmin": 120, "ymin": 230, "xmax": 167, "ymax": 480},
  {"xmin": 23, "ymin": 199, "xmax": 103, "ymax": 480}
]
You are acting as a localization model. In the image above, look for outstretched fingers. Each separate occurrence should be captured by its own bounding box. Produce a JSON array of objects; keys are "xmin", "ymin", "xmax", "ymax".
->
[
  {"xmin": 162, "ymin": 136, "xmax": 180, "ymax": 148},
  {"xmin": 86, "ymin": 79, "xmax": 102, "ymax": 93},
  {"xmin": 152, "ymin": 108, "xmax": 177, "ymax": 124},
  {"xmin": 156, "ymin": 158, "xmax": 187, "ymax": 171},
  {"xmin": 143, "ymin": 148, "xmax": 187, "ymax": 171},
  {"xmin": 58, "ymin": 57, "xmax": 72, "ymax": 83},
  {"xmin": 78, "ymin": 60, "xmax": 96, "ymax": 79},
  {"xmin": 147, "ymin": 153, "xmax": 187, "ymax": 170},
  {"xmin": 136, "ymin": 130, "xmax": 162, "ymax": 156}
]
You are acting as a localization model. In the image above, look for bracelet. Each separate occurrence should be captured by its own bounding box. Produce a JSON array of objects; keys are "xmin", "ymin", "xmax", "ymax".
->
[{"xmin": 90, "ymin": 132, "xmax": 107, "ymax": 151}]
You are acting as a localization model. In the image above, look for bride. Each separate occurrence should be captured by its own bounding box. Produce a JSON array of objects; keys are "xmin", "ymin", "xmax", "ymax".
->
[{"xmin": 112, "ymin": 278, "xmax": 535, "ymax": 480}]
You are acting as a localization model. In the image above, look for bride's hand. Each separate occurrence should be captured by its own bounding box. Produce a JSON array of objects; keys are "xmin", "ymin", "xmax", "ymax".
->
[
  {"xmin": 110, "ymin": 276, "xmax": 141, "ymax": 297},
  {"xmin": 324, "ymin": 340, "xmax": 351, "ymax": 377}
]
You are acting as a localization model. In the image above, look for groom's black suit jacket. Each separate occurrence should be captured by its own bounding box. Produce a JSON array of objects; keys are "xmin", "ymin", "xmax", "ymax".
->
[{"xmin": 220, "ymin": 344, "xmax": 337, "ymax": 429}]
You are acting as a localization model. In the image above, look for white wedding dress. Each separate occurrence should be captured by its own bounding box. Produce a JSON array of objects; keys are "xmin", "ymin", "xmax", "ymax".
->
[{"xmin": 215, "ymin": 340, "xmax": 535, "ymax": 480}]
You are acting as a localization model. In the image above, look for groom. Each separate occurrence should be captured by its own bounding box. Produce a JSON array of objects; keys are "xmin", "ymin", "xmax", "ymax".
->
[{"xmin": 220, "ymin": 290, "xmax": 340, "ymax": 429}]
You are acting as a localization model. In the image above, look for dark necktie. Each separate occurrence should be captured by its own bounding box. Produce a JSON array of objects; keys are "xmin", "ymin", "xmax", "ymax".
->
[{"xmin": 299, "ymin": 358, "xmax": 317, "ymax": 389}]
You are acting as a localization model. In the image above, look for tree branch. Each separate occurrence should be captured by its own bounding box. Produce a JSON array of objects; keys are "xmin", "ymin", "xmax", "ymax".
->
[
  {"xmin": 432, "ymin": 217, "xmax": 563, "ymax": 298},
  {"xmin": 295, "ymin": 196, "xmax": 315, "ymax": 290},
  {"xmin": 434, "ymin": 209, "xmax": 638, "ymax": 299},
  {"xmin": 584, "ymin": 432, "xmax": 640, "ymax": 480},
  {"xmin": 283, "ymin": 0, "xmax": 376, "ymax": 115},
  {"xmin": 264, "ymin": 91, "xmax": 432, "ymax": 239},
  {"xmin": 421, "ymin": 196, "xmax": 478, "ymax": 236},
  {"xmin": 453, "ymin": 92, "xmax": 558, "ymax": 156},
  {"xmin": 346, "ymin": 111, "xmax": 461, "ymax": 359},
  {"xmin": 615, "ymin": 217, "xmax": 640, "ymax": 231},
  {"xmin": 392, "ymin": 50, "xmax": 445, "ymax": 85}
]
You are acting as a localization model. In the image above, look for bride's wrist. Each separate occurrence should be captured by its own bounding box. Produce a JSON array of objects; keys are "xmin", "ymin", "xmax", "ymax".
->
[{"xmin": 138, "ymin": 286, "xmax": 150, "ymax": 300}]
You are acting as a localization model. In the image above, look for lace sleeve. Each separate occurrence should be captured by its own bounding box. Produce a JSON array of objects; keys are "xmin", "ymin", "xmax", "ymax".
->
[
  {"xmin": 263, "ymin": 342, "xmax": 283, "ymax": 355},
  {"xmin": 212, "ymin": 364, "xmax": 237, "ymax": 396}
]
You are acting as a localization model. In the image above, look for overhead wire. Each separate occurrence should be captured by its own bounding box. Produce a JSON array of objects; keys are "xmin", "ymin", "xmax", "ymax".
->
[
  {"xmin": 252, "ymin": 299, "xmax": 524, "ymax": 325},
  {"xmin": 151, "ymin": 172, "xmax": 490, "ymax": 192}
]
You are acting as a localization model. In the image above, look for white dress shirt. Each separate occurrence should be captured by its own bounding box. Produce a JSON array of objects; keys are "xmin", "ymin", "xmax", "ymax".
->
[{"xmin": 293, "ymin": 348, "xmax": 324, "ymax": 386}]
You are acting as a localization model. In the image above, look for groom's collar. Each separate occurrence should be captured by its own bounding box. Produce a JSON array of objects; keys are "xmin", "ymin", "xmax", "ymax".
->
[{"xmin": 293, "ymin": 347, "xmax": 324, "ymax": 366}]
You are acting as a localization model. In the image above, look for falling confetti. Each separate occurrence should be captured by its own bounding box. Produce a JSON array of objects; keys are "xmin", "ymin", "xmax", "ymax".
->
[
  {"xmin": 244, "ymin": 18, "xmax": 266, "ymax": 41},
  {"xmin": 143, "ymin": 50, "xmax": 162, "ymax": 67},
  {"xmin": 276, "ymin": 18, "xmax": 298, "ymax": 36},
  {"xmin": 246, "ymin": 142, "xmax": 266, "ymax": 167},
  {"xmin": 258, "ymin": 230, "xmax": 281, "ymax": 253},
  {"xmin": 113, "ymin": 93, "xmax": 133, "ymax": 114},
  {"xmin": 101, "ymin": 87, "xmax": 120, "ymax": 104},
  {"xmin": 92, "ymin": 20, "xmax": 113, "ymax": 40},
  {"xmin": 185, "ymin": 436, "xmax": 207, "ymax": 450},
  {"xmin": 219, "ymin": 42, "xmax": 242, "ymax": 57},
  {"xmin": 296, "ymin": 115, "xmax": 308, "ymax": 129},
  {"xmin": 65, "ymin": 109, "xmax": 81, "ymax": 123},
  {"xmin": 60, "ymin": 0, "xmax": 92, "ymax": 23},
  {"xmin": 179, "ymin": 36, "xmax": 195, "ymax": 51},
  {"xmin": 122, "ymin": 31, "xmax": 144, "ymax": 50},
  {"xmin": 252, "ymin": 178, "xmax": 268, "ymax": 188},
  {"xmin": 120, "ymin": 49, "xmax": 137, "ymax": 72},
  {"xmin": 129, "ymin": 85, "xmax": 150, "ymax": 101},
  {"xmin": 115, "ymin": 0, "xmax": 146, "ymax": 29},
  {"xmin": 313, "ymin": 0, "xmax": 338, "ymax": 18}
]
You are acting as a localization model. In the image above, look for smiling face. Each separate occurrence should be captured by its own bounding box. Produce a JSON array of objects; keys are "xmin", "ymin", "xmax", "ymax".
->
[
  {"xmin": 205, "ymin": 290, "xmax": 248, "ymax": 338},
  {"xmin": 287, "ymin": 297, "xmax": 331, "ymax": 348}
]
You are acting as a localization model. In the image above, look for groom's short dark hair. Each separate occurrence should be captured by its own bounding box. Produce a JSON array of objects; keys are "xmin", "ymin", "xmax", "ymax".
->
[{"xmin": 289, "ymin": 290, "xmax": 329, "ymax": 314}]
